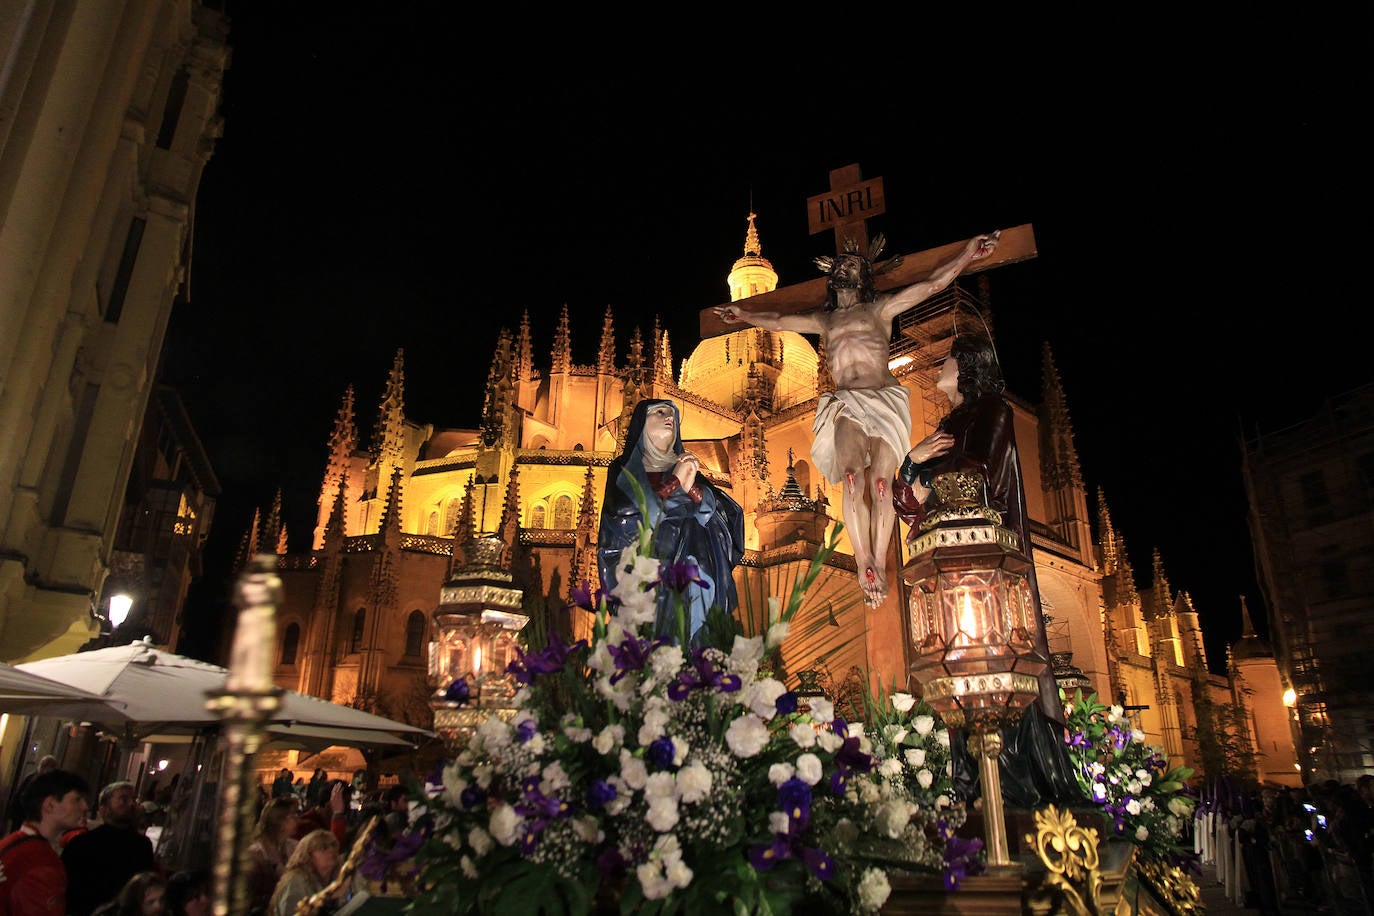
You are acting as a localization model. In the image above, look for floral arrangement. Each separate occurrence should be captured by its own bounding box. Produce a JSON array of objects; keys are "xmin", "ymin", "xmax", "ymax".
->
[
  {"xmin": 393, "ymin": 511, "xmax": 978, "ymax": 915},
  {"xmin": 1061, "ymin": 688, "xmax": 1197, "ymax": 866}
]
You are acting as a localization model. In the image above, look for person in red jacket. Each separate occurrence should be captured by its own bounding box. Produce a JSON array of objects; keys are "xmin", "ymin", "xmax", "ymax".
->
[
  {"xmin": 0, "ymin": 768, "xmax": 91, "ymax": 916},
  {"xmin": 292, "ymin": 781, "xmax": 347, "ymax": 846}
]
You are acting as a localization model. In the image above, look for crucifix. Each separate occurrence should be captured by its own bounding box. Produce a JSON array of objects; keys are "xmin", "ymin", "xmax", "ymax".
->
[{"xmin": 700, "ymin": 163, "xmax": 1037, "ymax": 618}]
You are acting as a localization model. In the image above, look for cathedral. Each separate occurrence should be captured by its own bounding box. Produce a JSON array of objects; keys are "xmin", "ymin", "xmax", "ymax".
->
[{"xmin": 249, "ymin": 215, "xmax": 1299, "ymax": 787}]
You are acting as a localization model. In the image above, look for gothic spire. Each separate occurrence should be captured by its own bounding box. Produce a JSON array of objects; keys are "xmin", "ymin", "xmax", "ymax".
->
[
  {"xmin": 626, "ymin": 325, "xmax": 644, "ymax": 371},
  {"xmin": 1096, "ymin": 487, "xmax": 1117, "ymax": 572},
  {"xmin": 516, "ymin": 309, "xmax": 534, "ymax": 382},
  {"xmin": 235, "ymin": 508, "xmax": 261, "ymax": 574},
  {"xmin": 597, "ymin": 306, "xmax": 616, "ymax": 373},
  {"xmin": 551, "ymin": 304, "xmax": 571, "ymax": 374},
  {"xmin": 1040, "ymin": 343, "xmax": 1083, "ymax": 488},
  {"xmin": 497, "ymin": 464, "xmax": 522, "ymax": 565},
  {"xmin": 378, "ymin": 464, "xmax": 404, "ymax": 542},
  {"xmin": 1149, "ymin": 548, "xmax": 1173, "ymax": 619},
  {"xmin": 259, "ymin": 488, "xmax": 284, "ymax": 555},
  {"xmin": 448, "ymin": 477, "xmax": 477, "ymax": 576},
  {"xmin": 324, "ymin": 477, "xmax": 348, "ymax": 549},
  {"xmin": 321, "ymin": 386, "xmax": 356, "ymax": 511},
  {"xmin": 481, "ymin": 329, "xmax": 517, "ymax": 448},
  {"xmin": 371, "ymin": 349, "xmax": 407, "ymax": 480}
]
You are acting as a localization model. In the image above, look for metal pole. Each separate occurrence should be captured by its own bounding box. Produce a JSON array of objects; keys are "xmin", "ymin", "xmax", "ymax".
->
[{"xmin": 206, "ymin": 556, "xmax": 284, "ymax": 916}]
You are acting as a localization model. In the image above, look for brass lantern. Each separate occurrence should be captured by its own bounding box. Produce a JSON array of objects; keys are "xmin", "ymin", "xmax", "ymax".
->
[
  {"xmin": 902, "ymin": 470, "xmax": 1048, "ymax": 866},
  {"xmin": 428, "ymin": 536, "xmax": 528, "ymax": 751}
]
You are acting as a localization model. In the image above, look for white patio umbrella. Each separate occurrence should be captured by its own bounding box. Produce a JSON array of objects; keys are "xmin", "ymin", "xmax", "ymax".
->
[
  {"xmin": 15, "ymin": 641, "xmax": 433, "ymax": 745},
  {"xmin": 0, "ymin": 661, "xmax": 127, "ymax": 720}
]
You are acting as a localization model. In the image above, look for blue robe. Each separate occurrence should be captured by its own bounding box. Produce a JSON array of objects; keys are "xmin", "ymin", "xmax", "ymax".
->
[{"xmin": 597, "ymin": 399, "xmax": 745, "ymax": 645}]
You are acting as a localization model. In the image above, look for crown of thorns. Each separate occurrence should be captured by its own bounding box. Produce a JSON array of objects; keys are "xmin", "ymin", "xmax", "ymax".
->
[{"xmin": 813, "ymin": 233, "xmax": 904, "ymax": 276}]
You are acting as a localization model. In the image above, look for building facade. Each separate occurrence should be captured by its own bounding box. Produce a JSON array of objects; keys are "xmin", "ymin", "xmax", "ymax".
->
[
  {"xmin": 0, "ymin": 0, "xmax": 229, "ymax": 664},
  {"xmin": 250, "ymin": 215, "xmax": 1296, "ymax": 786},
  {"xmin": 1243, "ymin": 384, "xmax": 1374, "ymax": 783}
]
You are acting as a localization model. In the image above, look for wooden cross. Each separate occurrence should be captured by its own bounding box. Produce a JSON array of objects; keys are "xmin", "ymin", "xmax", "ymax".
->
[{"xmin": 699, "ymin": 163, "xmax": 1038, "ymax": 339}]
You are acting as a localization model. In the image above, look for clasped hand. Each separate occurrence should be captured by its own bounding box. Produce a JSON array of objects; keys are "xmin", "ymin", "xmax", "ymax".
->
[{"xmin": 673, "ymin": 452, "xmax": 699, "ymax": 491}]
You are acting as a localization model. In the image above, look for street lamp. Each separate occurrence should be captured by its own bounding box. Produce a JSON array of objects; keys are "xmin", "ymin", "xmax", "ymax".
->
[
  {"xmin": 902, "ymin": 470, "xmax": 1048, "ymax": 867},
  {"xmin": 108, "ymin": 593, "xmax": 133, "ymax": 630}
]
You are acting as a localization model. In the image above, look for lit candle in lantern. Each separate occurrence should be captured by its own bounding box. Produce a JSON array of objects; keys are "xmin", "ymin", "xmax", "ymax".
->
[
  {"xmin": 472, "ymin": 644, "xmax": 483, "ymax": 678},
  {"xmin": 957, "ymin": 586, "xmax": 980, "ymax": 638}
]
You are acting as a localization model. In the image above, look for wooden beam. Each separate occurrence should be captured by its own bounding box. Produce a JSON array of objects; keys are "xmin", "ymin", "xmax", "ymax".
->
[{"xmin": 698, "ymin": 223, "xmax": 1038, "ymax": 339}]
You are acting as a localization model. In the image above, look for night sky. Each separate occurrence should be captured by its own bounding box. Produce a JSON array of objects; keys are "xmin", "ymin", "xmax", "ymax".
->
[{"xmin": 161, "ymin": 6, "xmax": 1368, "ymax": 669}]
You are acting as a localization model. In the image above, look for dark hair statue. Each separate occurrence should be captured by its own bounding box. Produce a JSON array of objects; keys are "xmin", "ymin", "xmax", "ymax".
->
[{"xmin": 893, "ymin": 335, "xmax": 1084, "ymax": 810}]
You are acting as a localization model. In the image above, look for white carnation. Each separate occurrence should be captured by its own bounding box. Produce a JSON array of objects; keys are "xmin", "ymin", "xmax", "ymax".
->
[
  {"xmin": 646, "ymin": 797, "xmax": 680, "ymax": 832},
  {"xmin": 593, "ymin": 724, "xmax": 625, "ymax": 756},
  {"xmin": 488, "ymin": 804, "xmax": 521, "ymax": 846},
  {"xmin": 856, "ymin": 867, "xmax": 891, "ymax": 911},
  {"xmin": 795, "ymin": 753, "xmax": 823, "ymax": 786},
  {"xmin": 768, "ymin": 762, "xmax": 796, "ymax": 786},
  {"xmin": 676, "ymin": 762, "xmax": 712, "ymax": 803},
  {"xmin": 467, "ymin": 826, "xmax": 492, "ymax": 857},
  {"xmin": 724, "ymin": 714, "xmax": 770, "ymax": 758},
  {"xmin": 748, "ymin": 678, "xmax": 787, "ymax": 719},
  {"xmin": 789, "ymin": 722, "xmax": 817, "ymax": 749},
  {"xmin": 808, "ymin": 698, "xmax": 835, "ymax": 724}
]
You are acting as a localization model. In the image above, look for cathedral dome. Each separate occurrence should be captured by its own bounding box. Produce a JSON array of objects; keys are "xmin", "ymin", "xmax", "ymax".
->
[{"xmin": 679, "ymin": 329, "xmax": 819, "ymax": 412}]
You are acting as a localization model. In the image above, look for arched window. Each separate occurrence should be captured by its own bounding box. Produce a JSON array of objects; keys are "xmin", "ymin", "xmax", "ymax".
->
[
  {"xmin": 280, "ymin": 623, "xmax": 300, "ymax": 666},
  {"xmin": 553, "ymin": 494, "xmax": 574, "ymax": 529},
  {"xmin": 350, "ymin": 609, "xmax": 365, "ymax": 653},
  {"xmin": 426, "ymin": 511, "xmax": 439, "ymax": 535},
  {"xmin": 444, "ymin": 498, "xmax": 462, "ymax": 536},
  {"xmin": 530, "ymin": 503, "xmax": 546, "ymax": 528},
  {"xmin": 404, "ymin": 610, "xmax": 426, "ymax": 658}
]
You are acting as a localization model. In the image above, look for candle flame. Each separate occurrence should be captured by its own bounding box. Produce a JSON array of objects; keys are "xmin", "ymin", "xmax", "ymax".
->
[{"xmin": 958, "ymin": 586, "xmax": 980, "ymax": 637}]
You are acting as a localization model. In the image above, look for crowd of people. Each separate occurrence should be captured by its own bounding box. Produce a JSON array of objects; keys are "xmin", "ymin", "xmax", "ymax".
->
[
  {"xmin": 1204, "ymin": 775, "xmax": 1374, "ymax": 915},
  {"xmin": 1, "ymin": 763, "xmax": 414, "ymax": 916}
]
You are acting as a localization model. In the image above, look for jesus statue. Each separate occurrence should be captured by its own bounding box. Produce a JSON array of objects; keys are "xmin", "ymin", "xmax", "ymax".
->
[{"xmin": 712, "ymin": 231, "xmax": 1000, "ymax": 606}]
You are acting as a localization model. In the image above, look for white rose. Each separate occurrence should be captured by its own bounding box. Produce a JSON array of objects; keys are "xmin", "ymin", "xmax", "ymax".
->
[
  {"xmin": 905, "ymin": 748, "xmax": 926, "ymax": 768},
  {"xmin": 936, "ymin": 729, "xmax": 950, "ymax": 748},
  {"xmin": 1136, "ymin": 825, "xmax": 1150, "ymax": 841},
  {"xmin": 913, "ymin": 715, "xmax": 935, "ymax": 736},
  {"xmin": 572, "ymin": 815, "xmax": 601, "ymax": 843},
  {"xmin": 916, "ymin": 769, "xmax": 934, "ymax": 790},
  {"xmin": 796, "ymin": 753, "xmax": 823, "ymax": 786},
  {"xmin": 856, "ymin": 867, "xmax": 892, "ymax": 911},
  {"xmin": 1126, "ymin": 798, "xmax": 1142, "ymax": 816},
  {"xmin": 488, "ymin": 804, "xmax": 521, "ymax": 846},
  {"xmin": 891, "ymin": 692, "xmax": 916, "ymax": 713},
  {"xmin": 460, "ymin": 855, "xmax": 478, "ymax": 879},
  {"xmin": 883, "ymin": 725, "xmax": 908, "ymax": 745},
  {"xmin": 724, "ymin": 714, "xmax": 770, "ymax": 758}
]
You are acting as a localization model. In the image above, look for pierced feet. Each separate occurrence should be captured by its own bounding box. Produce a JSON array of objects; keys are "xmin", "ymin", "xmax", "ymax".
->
[{"xmin": 861, "ymin": 566, "xmax": 887, "ymax": 608}]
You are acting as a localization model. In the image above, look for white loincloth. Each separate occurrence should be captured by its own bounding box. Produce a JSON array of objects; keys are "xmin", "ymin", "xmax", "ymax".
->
[{"xmin": 810, "ymin": 385, "xmax": 912, "ymax": 484}]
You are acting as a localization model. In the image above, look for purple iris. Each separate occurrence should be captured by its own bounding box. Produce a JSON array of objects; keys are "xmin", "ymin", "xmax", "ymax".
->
[
  {"xmin": 459, "ymin": 784, "xmax": 485, "ymax": 810},
  {"xmin": 567, "ymin": 579, "xmax": 611, "ymax": 612},
  {"xmin": 513, "ymin": 780, "xmax": 570, "ymax": 854},
  {"xmin": 359, "ymin": 817, "xmax": 431, "ymax": 883},
  {"xmin": 507, "ymin": 631, "xmax": 588, "ymax": 685},
  {"xmin": 586, "ymin": 779, "xmax": 617, "ymax": 810},
  {"xmin": 515, "ymin": 718, "xmax": 538, "ymax": 744},
  {"xmin": 648, "ymin": 737, "xmax": 676, "ymax": 770},
  {"xmin": 940, "ymin": 821, "xmax": 985, "ymax": 891},
  {"xmin": 606, "ymin": 634, "xmax": 667, "ymax": 685},
  {"xmin": 1065, "ymin": 730, "xmax": 1092, "ymax": 749},
  {"xmin": 827, "ymin": 735, "xmax": 875, "ymax": 794},
  {"xmin": 747, "ymin": 778, "xmax": 833, "ymax": 880},
  {"xmin": 443, "ymin": 678, "xmax": 470, "ymax": 703},
  {"xmin": 775, "ymin": 691, "xmax": 798, "ymax": 715},
  {"xmin": 652, "ymin": 560, "xmax": 708, "ymax": 593},
  {"xmin": 667, "ymin": 647, "xmax": 742, "ymax": 701}
]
